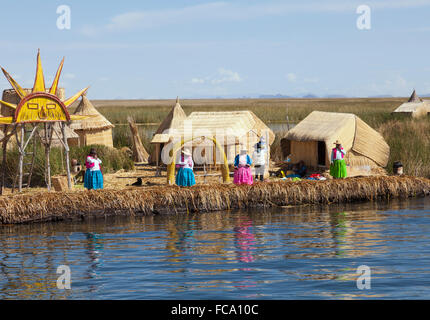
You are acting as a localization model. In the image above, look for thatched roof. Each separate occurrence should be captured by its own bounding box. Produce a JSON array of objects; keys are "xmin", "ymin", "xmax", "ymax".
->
[
  {"xmin": 393, "ymin": 90, "xmax": 430, "ymax": 117},
  {"xmin": 151, "ymin": 98, "xmax": 275, "ymax": 145},
  {"xmin": 408, "ymin": 89, "xmax": 422, "ymax": 102},
  {"xmin": 284, "ymin": 111, "xmax": 390, "ymax": 167},
  {"xmin": 70, "ymin": 94, "xmax": 114, "ymax": 131},
  {"xmin": 152, "ymin": 110, "xmax": 275, "ymax": 145},
  {"xmin": 36, "ymin": 123, "xmax": 78, "ymax": 147},
  {"xmin": 151, "ymin": 97, "xmax": 187, "ymax": 143},
  {"xmin": 183, "ymin": 111, "xmax": 275, "ymax": 144}
]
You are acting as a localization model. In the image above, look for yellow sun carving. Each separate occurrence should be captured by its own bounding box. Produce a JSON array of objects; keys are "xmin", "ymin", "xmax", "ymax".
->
[{"xmin": 0, "ymin": 50, "xmax": 89, "ymax": 124}]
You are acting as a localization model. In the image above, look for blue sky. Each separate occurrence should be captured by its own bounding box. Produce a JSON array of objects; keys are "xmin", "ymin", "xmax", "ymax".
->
[{"xmin": 0, "ymin": 0, "xmax": 430, "ymax": 99}]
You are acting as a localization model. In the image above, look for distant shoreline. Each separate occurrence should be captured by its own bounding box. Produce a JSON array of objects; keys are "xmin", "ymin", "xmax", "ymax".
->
[{"xmin": 69, "ymin": 96, "xmax": 408, "ymax": 110}]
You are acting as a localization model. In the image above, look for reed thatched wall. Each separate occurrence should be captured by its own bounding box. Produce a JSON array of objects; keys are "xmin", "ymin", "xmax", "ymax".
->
[{"xmin": 0, "ymin": 176, "xmax": 429, "ymax": 224}]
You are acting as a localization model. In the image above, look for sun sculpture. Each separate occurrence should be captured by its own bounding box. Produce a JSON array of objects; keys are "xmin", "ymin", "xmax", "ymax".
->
[{"xmin": 0, "ymin": 50, "xmax": 90, "ymax": 193}]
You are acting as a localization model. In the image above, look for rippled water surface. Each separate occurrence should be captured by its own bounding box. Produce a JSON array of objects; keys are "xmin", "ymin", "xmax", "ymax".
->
[{"xmin": 1, "ymin": 197, "xmax": 430, "ymax": 299}]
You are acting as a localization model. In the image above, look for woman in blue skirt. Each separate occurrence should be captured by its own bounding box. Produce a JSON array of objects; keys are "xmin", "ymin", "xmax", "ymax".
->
[
  {"xmin": 175, "ymin": 148, "xmax": 196, "ymax": 187},
  {"xmin": 84, "ymin": 148, "xmax": 104, "ymax": 190}
]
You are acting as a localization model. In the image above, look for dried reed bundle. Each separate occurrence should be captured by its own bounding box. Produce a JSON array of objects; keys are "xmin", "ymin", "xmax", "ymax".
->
[
  {"xmin": 1, "ymin": 176, "xmax": 429, "ymax": 224},
  {"xmin": 127, "ymin": 116, "xmax": 149, "ymax": 163}
]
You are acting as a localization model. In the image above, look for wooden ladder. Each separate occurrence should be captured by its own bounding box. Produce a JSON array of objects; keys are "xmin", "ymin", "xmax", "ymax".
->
[{"xmin": 12, "ymin": 125, "xmax": 37, "ymax": 192}]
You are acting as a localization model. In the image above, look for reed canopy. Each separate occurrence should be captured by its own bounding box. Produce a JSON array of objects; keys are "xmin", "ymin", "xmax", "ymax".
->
[
  {"xmin": 392, "ymin": 90, "xmax": 430, "ymax": 118},
  {"xmin": 282, "ymin": 111, "xmax": 390, "ymax": 173},
  {"xmin": 70, "ymin": 93, "xmax": 114, "ymax": 147},
  {"xmin": 183, "ymin": 111, "xmax": 274, "ymax": 166}
]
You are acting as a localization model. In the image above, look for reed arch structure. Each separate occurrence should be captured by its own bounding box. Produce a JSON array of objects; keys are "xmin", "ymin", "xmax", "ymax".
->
[{"xmin": 166, "ymin": 136, "xmax": 231, "ymax": 185}]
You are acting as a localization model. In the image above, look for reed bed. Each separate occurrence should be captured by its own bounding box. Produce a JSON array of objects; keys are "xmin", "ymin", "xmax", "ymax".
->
[
  {"xmin": 76, "ymin": 97, "xmax": 404, "ymax": 127},
  {"xmin": 0, "ymin": 175, "xmax": 429, "ymax": 224}
]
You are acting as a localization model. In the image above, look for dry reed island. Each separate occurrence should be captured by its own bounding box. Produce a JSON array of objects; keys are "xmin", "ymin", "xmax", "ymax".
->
[
  {"xmin": 1, "ymin": 176, "xmax": 430, "ymax": 224},
  {"xmin": 2, "ymin": 94, "xmax": 430, "ymax": 224}
]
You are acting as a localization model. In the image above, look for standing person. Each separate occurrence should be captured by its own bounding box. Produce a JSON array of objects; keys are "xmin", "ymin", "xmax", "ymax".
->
[
  {"xmin": 84, "ymin": 148, "xmax": 103, "ymax": 190},
  {"xmin": 330, "ymin": 140, "xmax": 347, "ymax": 179},
  {"xmin": 175, "ymin": 148, "xmax": 196, "ymax": 187},
  {"xmin": 234, "ymin": 146, "xmax": 253, "ymax": 185},
  {"xmin": 252, "ymin": 142, "xmax": 266, "ymax": 182}
]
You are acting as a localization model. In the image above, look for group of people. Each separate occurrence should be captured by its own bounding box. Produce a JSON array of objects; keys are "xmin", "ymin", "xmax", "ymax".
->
[
  {"xmin": 175, "ymin": 139, "xmax": 268, "ymax": 187},
  {"xmin": 175, "ymin": 138, "xmax": 348, "ymax": 187},
  {"xmin": 82, "ymin": 138, "xmax": 347, "ymax": 190}
]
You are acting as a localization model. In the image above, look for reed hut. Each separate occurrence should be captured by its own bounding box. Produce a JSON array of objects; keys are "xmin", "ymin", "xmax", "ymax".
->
[
  {"xmin": 70, "ymin": 93, "xmax": 114, "ymax": 147},
  {"xmin": 152, "ymin": 98, "xmax": 275, "ymax": 176},
  {"xmin": 392, "ymin": 90, "xmax": 430, "ymax": 118},
  {"xmin": 150, "ymin": 97, "xmax": 187, "ymax": 166},
  {"xmin": 282, "ymin": 111, "xmax": 389, "ymax": 175},
  {"xmin": 183, "ymin": 111, "xmax": 275, "ymax": 168},
  {"xmin": 50, "ymin": 122, "xmax": 79, "ymax": 147}
]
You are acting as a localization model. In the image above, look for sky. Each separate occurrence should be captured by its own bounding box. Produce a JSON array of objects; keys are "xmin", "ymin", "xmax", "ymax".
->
[{"xmin": 0, "ymin": 0, "xmax": 430, "ymax": 99}]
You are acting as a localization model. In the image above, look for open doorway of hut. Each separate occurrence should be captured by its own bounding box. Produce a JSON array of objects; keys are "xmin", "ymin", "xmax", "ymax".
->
[{"xmin": 317, "ymin": 141, "xmax": 326, "ymax": 166}]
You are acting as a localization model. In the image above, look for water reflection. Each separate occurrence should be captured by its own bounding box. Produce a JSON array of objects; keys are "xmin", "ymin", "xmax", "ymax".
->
[
  {"xmin": 233, "ymin": 217, "xmax": 256, "ymax": 263},
  {"xmin": 85, "ymin": 233, "xmax": 104, "ymax": 278},
  {"xmin": 0, "ymin": 197, "xmax": 429, "ymax": 299}
]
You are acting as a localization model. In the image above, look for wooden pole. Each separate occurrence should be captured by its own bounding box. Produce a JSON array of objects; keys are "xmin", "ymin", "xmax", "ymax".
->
[
  {"xmin": 44, "ymin": 123, "xmax": 52, "ymax": 191},
  {"xmin": 62, "ymin": 122, "xmax": 71, "ymax": 189},
  {"xmin": 155, "ymin": 143, "xmax": 160, "ymax": 176},
  {"xmin": 0, "ymin": 125, "xmax": 10, "ymax": 195},
  {"xmin": 18, "ymin": 124, "xmax": 25, "ymax": 192}
]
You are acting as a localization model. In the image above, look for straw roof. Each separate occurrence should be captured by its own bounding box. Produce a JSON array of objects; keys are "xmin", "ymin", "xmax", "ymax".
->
[
  {"xmin": 152, "ymin": 108, "xmax": 275, "ymax": 145},
  {"xmin": 408, "ymin": 89, "xmax": 421, "ymax": 102},
  {"xmin": 285, "ymin": 111, "xmax": 390, "ymax": 167},
  {"xmin": 182, "ymin": 111, "xmax": 275, "ymax": 144},
  {"xmin": 70, "ymin": 94, "xmax": 114, "ymax": 131},
  {"xmin": 393, "ymin": 90, "xmax": 430, "ymax": 116},
  {"xmin": 43, "ymin": 123, "xmax": 79, "ymax": 147},
  {"xmin": 151, "ymin": 97, "xmax": 187, "ymax": 143},
  {"xmin": 151, "ymin": 98, "xmax": 274, "ymax": 148}
]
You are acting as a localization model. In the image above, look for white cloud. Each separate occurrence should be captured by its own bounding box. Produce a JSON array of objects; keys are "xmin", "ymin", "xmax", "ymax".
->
[
  {"xmin": 211, "ymin": 68, "xmax": 241, "ymax": 84},
  {"xmin": 191, "ymin": 68, "xmax": 242, "ymax": 85},
  {"xmin": 191, "ymin": 78, "xmax": 205, "ymax": 84},
  {"xmin": 370, "ymin": 74, "xmax": 412, "ymax": 95},
  {"xmin": 81, "ymin": 1, "xmax": 430, "ymax": 35},
  {"xmin": 286, "ymin": 73, "xmax": 297, "ymax": 82}
]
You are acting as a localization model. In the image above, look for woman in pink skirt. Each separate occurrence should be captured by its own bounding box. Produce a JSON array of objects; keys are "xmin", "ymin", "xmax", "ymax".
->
[{"xmin": 233, "ymin": 147, "xmax": 253, "ymax": 185}]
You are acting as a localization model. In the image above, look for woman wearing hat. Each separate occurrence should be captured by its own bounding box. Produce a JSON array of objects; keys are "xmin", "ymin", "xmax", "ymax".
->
[
  {"xmin": 330, "ymin": 140, "xmax": 347, "ymax": 179},
  {"xmin": 175, "ymin": 148, "xmax": 196, "ymax": 187},
  {"xmin": 234, "ymin": 146, "xmax": 253, "ymax": 185}
]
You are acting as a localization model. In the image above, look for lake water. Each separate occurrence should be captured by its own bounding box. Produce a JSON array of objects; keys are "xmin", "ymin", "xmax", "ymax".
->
[{"xmin": 1, "ymin": 197, "xmax": 430, "ymax": 300}]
